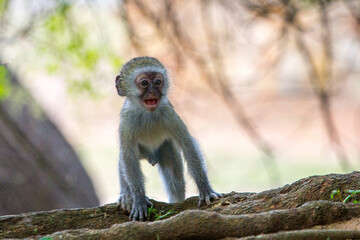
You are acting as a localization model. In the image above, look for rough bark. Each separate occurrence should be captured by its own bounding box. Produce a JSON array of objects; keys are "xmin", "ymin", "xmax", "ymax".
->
[
  {"xmin": 40, "ymin": 201, "xmax": 360, "ymax": 240},
  {"xmin": 0, "ymin": 171, "xmax": 359, "ymax": 239},
  {"xmin": 239, "ymin": 229, "xmax": 360, "ymax": 240},
  {"xmin": 0, "ymin": 65, "xmax": 99, "ymax": 215}
]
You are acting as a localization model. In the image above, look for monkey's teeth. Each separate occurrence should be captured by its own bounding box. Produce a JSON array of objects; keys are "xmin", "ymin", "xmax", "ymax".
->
[{"xmin": 145, "ymin": 99, "xmax": 158, "ymax": 105}]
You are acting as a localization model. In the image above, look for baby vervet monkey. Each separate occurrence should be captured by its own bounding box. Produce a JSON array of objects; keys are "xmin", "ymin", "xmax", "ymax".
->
[{"xmin": 115, "ymin": 56, "xmax": 221, "ymax": 221}]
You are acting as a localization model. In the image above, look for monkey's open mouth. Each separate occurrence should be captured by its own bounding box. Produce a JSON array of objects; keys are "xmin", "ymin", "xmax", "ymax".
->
[
  {"xmin": 144, "ymin": 99, "xmax": 158, "ymax": 106},
  {"xmin": 141, "ymin": 97, "xmax": 161, "ymax": 111}
]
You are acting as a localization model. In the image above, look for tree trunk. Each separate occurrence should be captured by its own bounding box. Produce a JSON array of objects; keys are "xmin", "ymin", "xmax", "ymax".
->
[{"xmin": 0, "ymin": 65, "xmax": 99, "ymax": 215}]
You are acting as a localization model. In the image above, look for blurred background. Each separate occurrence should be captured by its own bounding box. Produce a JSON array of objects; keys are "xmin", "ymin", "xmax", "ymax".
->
[{"xmin": 1, "ymin": 0, "xmax": 360, "ymax": 215}]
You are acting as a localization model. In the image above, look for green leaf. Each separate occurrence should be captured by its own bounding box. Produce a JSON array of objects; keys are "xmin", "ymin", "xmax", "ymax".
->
[
  {"xmin": 46, "ymin": 63, "xmax": 59, "ymax": 74},
  {"xmin": 155, "ymin": 210, "xmax": 176, "ymax": 221},
  {"xmin": 43, "ymin": 2, "xmax": 70, "ymax": 35},
  {"xmin": 0, "ymin": 65, "xmax": 11, "ymax": 100},
  {"xmin": 109, "ymin": 54, "xmax": 123, "ymax": 70},
  {"xmin": 343, "ymin": 195, "xmax": 352, "ymax": 203},
  {"xmin": 330, "ymin": 189, "xmax": 340, "ymax": 199},
  {"xmin": 82, "ymin": 49, "xmax": 99, "ymax": 70},
  {"xmin": 148, "ymin": 205, "xmax": 156, "ymax": 215},
  {"xmin": 43, "ymin": 14, "xmax": 66, "ymax": 34},
  {"xmin": 0, "ymin": 0, "xmax": 9, "ymax": 17},
  {"xmin": 68, "ymin": 79, "xmax": 95, "ymax": 96},
  {"xmin": 67, "ymin": 36, "xmax": 84, "ymax": 53}
]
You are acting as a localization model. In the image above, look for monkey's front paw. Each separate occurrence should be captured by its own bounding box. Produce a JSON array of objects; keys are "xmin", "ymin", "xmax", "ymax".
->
[
  {"xmin": 198, "ymin": 190, "xmax": 222, "ymax": 206},
  {"xmin": 129, "ymin": 199, "xmax": 152, "ymax": 221},
  {"xmin": 118, "ymin": 193, "xmax": 133, "ymax": 213}
]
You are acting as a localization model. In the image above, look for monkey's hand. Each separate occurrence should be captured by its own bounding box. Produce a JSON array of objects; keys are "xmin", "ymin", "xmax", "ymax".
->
[
  {"xmin": 198, "ymin": 189, "xmax": 222, "ymax": 206},
  {"xmin": 129, "ymin": 197, "xmax": 153, "ymax": 221},
  {"xmin": 118, "ymin": 193, "xmax": 133, "ymax": 213}
]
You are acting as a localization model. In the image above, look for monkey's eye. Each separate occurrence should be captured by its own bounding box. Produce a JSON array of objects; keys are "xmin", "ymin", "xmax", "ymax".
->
[
  {"xmin": 140, "ymin": 80, "xmax": 149, "ymax": 87},
  {"xmin": 154, "ymin": 79, "xmax": 162, "ymax": 86}
]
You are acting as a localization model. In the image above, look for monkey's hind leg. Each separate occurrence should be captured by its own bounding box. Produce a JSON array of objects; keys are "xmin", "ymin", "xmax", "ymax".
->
[{"xmin": 157, "ymin": 140, "xmax": 185, "ymax": 203}]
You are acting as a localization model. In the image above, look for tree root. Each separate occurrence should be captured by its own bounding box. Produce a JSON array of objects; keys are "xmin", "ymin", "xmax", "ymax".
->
[
  {"xmin": 1, "ymin": 171, "xmax": 360, "ymax": 239},
  {"xmin": 240, "ymin": 229, "xmax": 360, "ymax": 240},
  {"xmin": 45, "ymin": 201, "xmax": 360, "ymax": 240}
]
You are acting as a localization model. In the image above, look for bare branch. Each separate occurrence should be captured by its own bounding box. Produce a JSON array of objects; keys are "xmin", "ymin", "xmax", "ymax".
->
[
  {"xmin": 199, "ymin": 0, "xmax": 280, "ymax": 183},
  {"xmin": 289, "ymin": 0, "xmax": 351, "ymax": 171}
]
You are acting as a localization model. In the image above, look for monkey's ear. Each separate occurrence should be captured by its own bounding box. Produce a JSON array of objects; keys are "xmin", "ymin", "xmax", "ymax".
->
[{"xmin": 115, "ymin": 75, "xmax": 126, "ymax": 96}]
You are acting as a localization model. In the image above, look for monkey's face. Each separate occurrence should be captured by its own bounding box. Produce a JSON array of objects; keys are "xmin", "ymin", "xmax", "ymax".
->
[{"xmin": 135, "ymin": 72, "xmax": 164, "ymax": 112}]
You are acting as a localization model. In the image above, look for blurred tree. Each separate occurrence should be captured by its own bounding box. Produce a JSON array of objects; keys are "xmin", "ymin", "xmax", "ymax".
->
[
  {"xmin": 0, "ymin": 64, "xmax": 99, "ymax": 215},
  {"xmin": 0, "ymin": 0, "xmax": 110, "ymax": 214}
]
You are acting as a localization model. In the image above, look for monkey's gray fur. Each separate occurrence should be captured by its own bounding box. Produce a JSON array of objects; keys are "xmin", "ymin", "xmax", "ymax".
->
[{"xmin": 116, "ymin": 56, "xmax": 221, "ymax": 221}]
